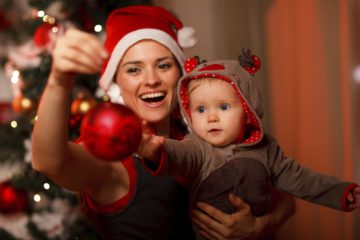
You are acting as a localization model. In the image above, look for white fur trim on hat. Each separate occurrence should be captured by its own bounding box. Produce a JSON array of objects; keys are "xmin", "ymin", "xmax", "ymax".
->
[{"xmin": 99, "ymin": 29, "xmax": 187, "ymax": 102}]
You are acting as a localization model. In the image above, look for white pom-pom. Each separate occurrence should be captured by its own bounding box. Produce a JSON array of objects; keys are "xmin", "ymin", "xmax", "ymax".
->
[
  {"xmin": 96, "ymin": 82, "xmax": 124, "ymax": 104},
  {"xmin": 178, "ymin": 27, "xmax": 197, "ymax": 48}
]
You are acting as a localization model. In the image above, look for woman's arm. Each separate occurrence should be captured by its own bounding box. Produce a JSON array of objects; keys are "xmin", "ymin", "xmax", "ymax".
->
[
  {"xmin": 191, "ymin": 190, "xmax": 295, "ymax": 240},
  {"xmin": 32, "ymin": 29, "xmax": 113, "ymax": 192}
]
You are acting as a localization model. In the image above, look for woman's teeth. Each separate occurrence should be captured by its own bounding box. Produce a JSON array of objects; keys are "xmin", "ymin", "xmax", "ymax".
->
[{"xmin": 140, "ymin": 92, "xmax": 165, "ymax": 102}]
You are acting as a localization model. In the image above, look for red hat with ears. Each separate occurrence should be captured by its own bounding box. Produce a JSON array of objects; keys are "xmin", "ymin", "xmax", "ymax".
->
[{"xmin": 99, "ymin": 5, "xmax": 197, "ymax": 103}]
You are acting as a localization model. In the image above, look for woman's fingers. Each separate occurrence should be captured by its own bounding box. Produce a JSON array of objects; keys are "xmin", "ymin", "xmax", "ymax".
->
[
  {"xmin": 191, "ymin": 204, "xmax": 231, "ymax": 239},
  {"xmin": 65, "ymin": 29, "xmax": 108, "ymax": 65},
  {"xmin": 52, "ymin": 28, "xmax": 108, "ymax": 75},
  {"xmin": 192, "ymin": 195, "xmax": 258, "ymax": 240}
]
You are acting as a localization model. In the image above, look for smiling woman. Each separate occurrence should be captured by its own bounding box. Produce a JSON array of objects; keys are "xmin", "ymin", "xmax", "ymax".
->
[{"xmin": 32, "ymin": 6, "xmax": 197, "ymax": 239}]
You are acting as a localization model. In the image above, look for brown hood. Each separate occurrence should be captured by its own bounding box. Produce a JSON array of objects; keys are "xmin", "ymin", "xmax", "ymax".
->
[{"xmin": 177, "ymin": 59, "xmax": 264, "ymax": 146}]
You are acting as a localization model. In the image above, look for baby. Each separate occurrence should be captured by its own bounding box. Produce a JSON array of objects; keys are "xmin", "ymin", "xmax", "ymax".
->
[{"xmin": 139, "ymin": 52, "xmax": 360, "ymax": 219}]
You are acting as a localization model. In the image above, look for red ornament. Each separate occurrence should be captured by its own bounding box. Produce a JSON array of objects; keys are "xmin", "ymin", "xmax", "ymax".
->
[
  {"xmin": 33, "ymin": 23, "xmax": 57, "ymax": 47},
  {"xmin": 0, "ymin": 181, "xmax": 28, "ymax": 214},
  {"xmin": 80, "ymin": 102, "xmax": 142, "ymax": 161}
]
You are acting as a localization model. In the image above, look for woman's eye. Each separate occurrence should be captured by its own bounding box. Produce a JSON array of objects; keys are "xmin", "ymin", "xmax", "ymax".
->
[
  {"xmin": 220, "ymin": 103, "xmax": 230, "ymax": 111},
  {"xmin": 158, "ymin": 62, "xmax": 171, "ymax": 69},
  {"xmin": 197, "ymin": 106, "xmax": 205, "ymax": 113},
  {"xmin": 126, "ymin": 67, "xmax": 140, "ymax": 74}
]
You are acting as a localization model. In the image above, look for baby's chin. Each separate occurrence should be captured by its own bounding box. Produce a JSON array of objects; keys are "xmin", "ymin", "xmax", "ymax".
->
[{"xmin": 206, "ymin": 136, "xmax": 242, "ymax": 147}]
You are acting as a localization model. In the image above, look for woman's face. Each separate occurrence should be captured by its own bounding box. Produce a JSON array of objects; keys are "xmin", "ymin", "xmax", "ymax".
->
[{"xmin": 116, "ymin": 40, "xmax": 181, "ymax": 124}]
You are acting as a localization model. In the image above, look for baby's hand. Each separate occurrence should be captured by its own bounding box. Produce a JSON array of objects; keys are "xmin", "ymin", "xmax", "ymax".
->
[
  {"xmin": 137, "ymin": 121, "xmax": 165, "ymax": 162},
  {"xmin": 347, "ymin": 186, "xmax": 360, "ymax": 211}
]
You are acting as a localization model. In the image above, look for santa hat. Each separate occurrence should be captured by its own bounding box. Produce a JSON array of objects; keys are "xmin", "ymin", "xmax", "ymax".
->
[{"xmin": 99, "ymin": 5, "xmax": 197, "ymax": 103}]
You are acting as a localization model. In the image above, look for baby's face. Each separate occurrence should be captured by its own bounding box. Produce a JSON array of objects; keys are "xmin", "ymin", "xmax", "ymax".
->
[{"xmin": 188, "ymin": 79, "xmax": 246, "ymax": 146}]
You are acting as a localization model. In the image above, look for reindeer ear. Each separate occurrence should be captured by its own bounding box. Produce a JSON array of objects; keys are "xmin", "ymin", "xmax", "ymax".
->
[
  {"xmin": 239, "ymin": 48, "xmax": 261, "ymax": 75},
  {"xmin": 184, "ymin": 56, "xmax": 203, "ymax": 73}
]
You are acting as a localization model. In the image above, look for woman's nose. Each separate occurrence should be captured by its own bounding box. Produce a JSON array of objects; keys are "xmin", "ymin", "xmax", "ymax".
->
[{"xmin": 144, "ymin": 69, "xmax": 161, "ymax": 86}]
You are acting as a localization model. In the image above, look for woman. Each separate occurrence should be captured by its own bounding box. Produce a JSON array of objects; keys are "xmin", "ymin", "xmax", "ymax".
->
[{"xmin": 32, "ymin": 5, "xmax": 294, "ymax": 240}]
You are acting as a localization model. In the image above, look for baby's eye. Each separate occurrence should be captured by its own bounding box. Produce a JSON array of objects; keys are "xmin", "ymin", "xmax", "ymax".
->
[
  {"xmin": 220, "ymin": 103, "xmax": 230, "ymax": 111},
  {"xmin": 197, "ymin": 106, "xmax": 205, "ymax": 113}
]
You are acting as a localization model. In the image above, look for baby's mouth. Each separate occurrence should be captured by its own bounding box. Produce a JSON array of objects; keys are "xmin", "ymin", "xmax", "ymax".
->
[{"xmin": 140, "ymin": 92, "xmax": 165, "ymax": 103}]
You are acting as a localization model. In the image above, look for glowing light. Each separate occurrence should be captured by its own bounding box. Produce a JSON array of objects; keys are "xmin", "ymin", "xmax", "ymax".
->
[
  {"xmin": 34, "ymin": 194, "xmax": 41, "ymax": 202},
  {"xmin": 52, "ymin": 26, "xmax": 59, "ymax": 33},
  {"xmin": 94, "ymin": 25, "xmax": 102, "ymax": 33},
  {"xmin": 11, "ymin": 70, "xmax": 20, "ymax": 84},
  {"xmin": 22, "ymin": 98, "xmax": 32, "ymax": 109},
  {"xmin": 353, "ymin": 65, "xmax": 360, "ymax": 85},
  {"xmin": 10, "ymin": 121, "xmax": 17, "ymax": 128},
  {"xmin": 43, "ymin": 183, "xmax": 50, "ymax": 190},
  {"xmin": 43, "ymin": 15, "xmax": 50, "ymax": 22},
  {"xmin": 37, "ymin": 10, "xmax": 45, "ymax": 18},
  {"xmin": 48, "ymin": 17, "xmax": 56, "ymax": 25}
]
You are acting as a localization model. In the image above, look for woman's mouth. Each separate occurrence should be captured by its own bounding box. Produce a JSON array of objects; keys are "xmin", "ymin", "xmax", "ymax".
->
[{"xmin": 140, "ymin": 92, "xmax": 166, "ymax": 103}]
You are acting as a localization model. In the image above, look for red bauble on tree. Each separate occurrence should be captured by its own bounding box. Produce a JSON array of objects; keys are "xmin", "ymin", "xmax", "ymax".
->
[
  {"xmin": 80, "ymin": 102, "xmax": 142, "ymax": 161},
  {"xmin": 33, "ymin": 22, "xmax": 58, "ymax": 47},
  {"xmin": 0, "ymin": 181, "xmax": 28, "ymax": 214}
]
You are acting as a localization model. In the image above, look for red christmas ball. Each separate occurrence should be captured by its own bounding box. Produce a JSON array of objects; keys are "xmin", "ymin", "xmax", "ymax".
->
[
  {"xmin": 0, "ymin": 181, "xmax": 28, "ymax": 214},
  {"xmin": 80, "ymin": 102, "xmax": 142, "ymax": 161},
  {"xmin": 33, "ymin": 22, "xmax": 57, "ymax": 47}
]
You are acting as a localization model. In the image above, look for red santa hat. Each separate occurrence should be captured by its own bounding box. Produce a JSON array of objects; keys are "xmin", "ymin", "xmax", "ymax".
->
[{"xmin": 99, "ymin": 5, "xmax": 197, "ymax": 103}]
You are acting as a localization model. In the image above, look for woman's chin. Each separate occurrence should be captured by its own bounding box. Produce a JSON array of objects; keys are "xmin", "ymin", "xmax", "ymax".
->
[{"xmin": 140, "ymin": 111, "xmax": 168, "ymax": 124}]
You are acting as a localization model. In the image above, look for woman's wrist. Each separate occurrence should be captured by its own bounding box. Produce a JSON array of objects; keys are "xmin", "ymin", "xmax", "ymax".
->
[
  {"xmin": 47, "ymin": 70, "xmax": 76, "ymax": 89},
  {"xmin": 253, "ymin": 214, "xmax": 271, "ymax": 239}
]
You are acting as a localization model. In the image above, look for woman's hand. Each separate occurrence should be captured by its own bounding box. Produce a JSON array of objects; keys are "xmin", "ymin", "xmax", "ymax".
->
[
  {"xmin": 191, "ymin": 194, "xmax": 260, "ymax": 240},
  {"xmin": 191, "ymin": 191, "xmax": 295, "ymax": 240},
  {"xmin": 50, "ymin": 28, "xmax": 108, "ymax": 85}
]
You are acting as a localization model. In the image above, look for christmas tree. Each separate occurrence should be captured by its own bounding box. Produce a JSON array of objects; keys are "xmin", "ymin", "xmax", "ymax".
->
[{"xmin": 0, "ymin": 0, "xmax": 150, "ymax": 239}]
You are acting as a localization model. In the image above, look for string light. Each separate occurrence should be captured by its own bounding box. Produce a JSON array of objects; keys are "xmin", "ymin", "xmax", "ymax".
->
[
  {"xmin": 37, "ymin": 10, "xmax": 45, "ymax": 18},
  {"xmin": 11, "ymin": 70, "xmax": 20, "ymax": 84},
  {"xmin": 31, "ymin": 115, "xmax": 38, "ymax": 125},
  {"xmin": 43, "ymin": 183, "xmax": 50, "ymax": 190},
  {"xmin": 94, "ymin": 24, "xmax": 103, "ymax": 33},
  {"xmin": 52, "ymin": 26, "xmax": 59, "ymax": 33},
  {"xmin": 34, "ymin": 194, "xmax": 41, "ymax": 202},
  {"xmin": 10, "ymin": 121, "xmax": 17, "ymax": 128}
]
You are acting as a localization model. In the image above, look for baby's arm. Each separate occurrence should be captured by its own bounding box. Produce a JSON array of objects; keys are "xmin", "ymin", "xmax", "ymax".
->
[
  {"xmin": 347, "ymin": 186, "xmax": 360, "ymax": 210},
  {"xmin": 138, "ymin": 123, "xmax": 203, "ymax": 177},
  {"xmin": 138, "ymin": 121, "xmax": 165, "ymax": 165}
]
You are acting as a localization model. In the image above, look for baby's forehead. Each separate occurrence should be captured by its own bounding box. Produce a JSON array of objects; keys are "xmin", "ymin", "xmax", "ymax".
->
[
  {"xmin": 187, "ymin": 77, "xmax": 235, "ymax": 93},
  {"xmin": 188, "ymin": 78, "xmax": 240, "ymax": 101},
  {"xmin": 187, "ymin": 77, "xmax": 227, "ymax": 90}
]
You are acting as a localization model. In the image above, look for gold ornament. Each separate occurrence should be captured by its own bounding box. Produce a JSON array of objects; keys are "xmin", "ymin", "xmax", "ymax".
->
[
  {"xmin": 71, "ymin": 97, "xmax": 97, "ymax": 115},
  {"xmin": 12, "ymin": 95, "xmax": 36, "ymax": 114}
]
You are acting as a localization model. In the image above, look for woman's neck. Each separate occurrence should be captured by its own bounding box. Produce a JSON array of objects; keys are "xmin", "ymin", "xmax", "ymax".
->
[{"xmin": 152, "ymin": 116, "xmax": 170, "ymax": 138}]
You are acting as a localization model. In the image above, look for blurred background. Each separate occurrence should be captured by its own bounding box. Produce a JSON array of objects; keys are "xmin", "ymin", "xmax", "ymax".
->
[{"xmin": 0, "ymin": 0, "xmax": 358, "ymax": 239}]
